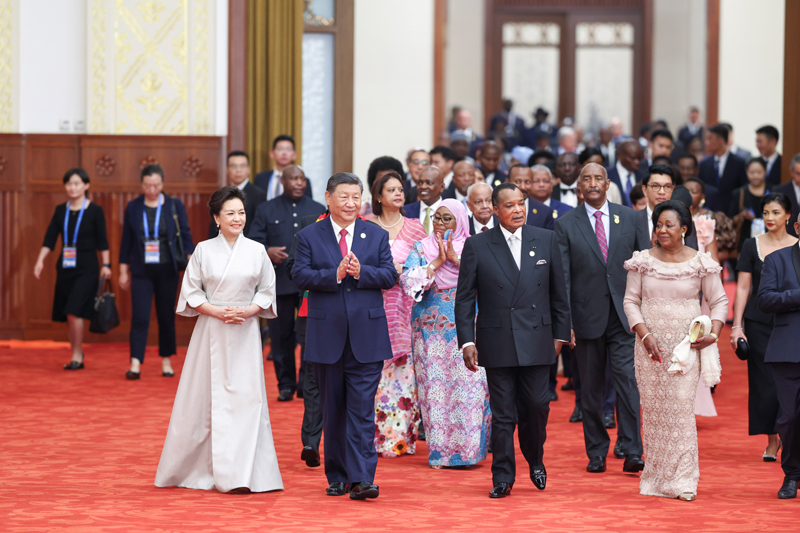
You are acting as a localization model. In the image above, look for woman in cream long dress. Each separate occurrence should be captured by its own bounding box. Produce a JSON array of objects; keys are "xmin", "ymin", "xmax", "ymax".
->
[{"xmin": 155, "ymin": 187, "xmax": 283, "ymax": 493}]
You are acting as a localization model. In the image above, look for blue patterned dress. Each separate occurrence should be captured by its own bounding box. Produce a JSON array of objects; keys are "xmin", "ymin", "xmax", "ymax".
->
[{"xmin": 400, "ymin": 242, "xmax": 491, "ymax": 467}]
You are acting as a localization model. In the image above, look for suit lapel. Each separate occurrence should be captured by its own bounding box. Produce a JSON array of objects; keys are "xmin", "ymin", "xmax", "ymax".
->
[
  {"xmin": 513, "ymin": 227, "xmax": 537, "ymax": 304},
  {"xmin": 351, "ymin": 219, "xmax": 367, "ymax": 259},
  {"xmin": 319, "ymin": 217, "xmax": 344, "ymax": 264},
  {"xmin": 606, "ymin": 203, "xmax": 623, "ymax": 264},
  {"xmin": 792, "ymin": 245, "xmax": 800, "ymax": 288},
  {"xmin": 637, "ymin": 208, "xmax": 652, "ymax": 250},
  {"xmin": 488, "ymin": 226, "xmax": 520, "ymax": 286},
  {"xmin": 575, "ymin": 206, "xmax": 606, "ymax": 266}
]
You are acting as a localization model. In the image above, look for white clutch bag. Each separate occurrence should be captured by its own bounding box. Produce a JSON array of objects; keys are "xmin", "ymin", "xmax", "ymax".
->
[{"xmin": 668, "ymin": 315, "xmax": 721, "ymax": 387}]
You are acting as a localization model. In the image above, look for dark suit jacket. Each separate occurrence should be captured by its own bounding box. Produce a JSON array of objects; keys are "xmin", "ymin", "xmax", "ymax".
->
[
  {"xmin": 455, "ymin": 225, "xmax": 570, "ymax": 367},
  {"xmin": 477, "ymin": 167, "xmax": 507, "ymax": 188},
  {"xmin": 607, "ymin": 166, "xmax": 645, "ymax": 208},
  {"xmin": 442, "ymin": 181, "xmax": 464, "ymax": 201},
  {"xmin": 291, "ymin": 217, "xmax": 397, "ymax": 364},
  {"xmin": 250, "ymin": 194, "xmax": 326, "ymax": 296},
  {"xmin": 119, "ymin": 194, "xmax": 195, "ymax": 276},
  {"xmin": 698, "ymin": 153, "xmax": 748, "ymax": 216},
  {"xmin": 758, "ymin": 244, "xmax": 800, "ymax": 363},
  {"xmin": 253, "ymin": 170, "xmax": 313, "ymax": 200},
  {"xmin": 766, "ymin": 154, "xmax": 782, "ymax": 186},
  {"xmin": 678, "ymin": 125, "xmax": 704, "ymax": 147},
  {"xmin": 548, "ymin": 199, "xmax": 572, "ymax": 218},
  {"xmin": 635, "ymin": 207, "xmax": 699, "ymax": 251},
  {"xmin": 774, "ymin": 182, "xmax": 799, "ymax": 238},
  {"xmin": 207, "ymin": 182, "xmax": 265, "ymax": 239},
  {"xmin": 404, "ymin": 199, "xmax": 449, "ymax": 220},
  {"xmin": 404, "ymin": 183, "xmax": 417, "ymax": 205},
  {"xmin": 526, "ymin": 198, "xmax": 555, "ymax": 230},
  {"xmin": 468, "ymin": 215, "xmax": 498, "ymax": 236}
]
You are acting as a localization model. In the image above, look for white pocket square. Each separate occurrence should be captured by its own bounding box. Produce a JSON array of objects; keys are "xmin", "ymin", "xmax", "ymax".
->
[{"xmin": 536, "ymin": 259, "xmax": 547, "ymax": 265}]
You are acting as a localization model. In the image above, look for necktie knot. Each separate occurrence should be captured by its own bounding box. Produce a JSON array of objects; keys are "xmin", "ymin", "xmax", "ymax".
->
[
  {"xmin": 594, "ymin": 211, "xmax": 603, "ymax": 220},
  {"xmin": 481, "ymin": 226, "xmax": 488, "ymax": 232}
]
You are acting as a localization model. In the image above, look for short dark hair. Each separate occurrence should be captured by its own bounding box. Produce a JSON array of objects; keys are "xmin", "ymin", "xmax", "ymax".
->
[
  {"xmin": 208, "ymin": 186, "xmax": 247, "ymax": 218},
  {"xmin": 719, "ymin": 122, "xmax": 733, "ymax": 132},
  {"xmin": 530, "ymin": 149, "xmax": 556, "ymax": 165},
  {"xmin": 578, "ymin": 146, "xmax": 603, "ymax": 165},
  {"xmin": 678, "ymin": 153, "xmax": 698, "ymax": 166},
  {"xmin": 367, "ymin": 156, "xmax": 404, "ymax": 189},
  {"xmin": 652, "ymin": 155, "xmax": 672, "ymax": 166},
  {"xmin": 507, "ymin": 163, "xmax": 531, "ymax": 180},
  {"xmin": 650, "ymin": 129, "xmax": 674, "ymax": 143},
  {"xmin": 480, "ymin": 141, "xmax": 501, "ymax": 155},
  {"xmin": 326, "ymin": 172, "xmax": 363, "ymax": 194},
  {"xmin": 708, "ymin": 124, "xmax": 729, "ymax": 144},
  {"xmin": 639, "ymin": 123, "xmax": 652, "ymax": 136},
  {"xmin": 371, "ymin": 171, "xmax": 406, "ymax": 217},
  {"xmin": 629, "ymin": 179, "xmax": 645, "ymax": 205},
  {"xmin": 141, "ymin": 164, "xmax": 164, "ymax": 181},
  {"xmin": 430, "ymin": 145, "xmax": 455, "ymax": 161},
  {"xmin": 272, "ymin": 134, "xmax": 296, "ymax": 150},
  {"xmin": 491, "ymin": 182, "xmax": 521, "ymax": 206},
  {"xmin": 63, "ymin": 167, "xmax": 90, "ymax": 185},
  {"xmin": 760, "ymin": 192, "xmax": 792, "ymax": 217},
  {"xmin": 652, "ymin": 199, "xmax": 693, "ymax": 240},
  {"xmin": 653, "ymin": 119, "xmax": 669, "ymax": 130},
  {"xmin": 746, "ymin": 156, "xmax": 768, "ymax": 172},
  {"xmin": 756, "ymin": 125, "xmax": 779, "ymax": 142},
  {"xmin": 227, "ymin": 150, "xmax": 250, "ymax": 164},
  {"xmin": 643, "ymin": 163, "xmax": 676, "ymax": 185},
  {"xmin": 684, "ymin": 177, "xmax": 705, "ymax": 193}
]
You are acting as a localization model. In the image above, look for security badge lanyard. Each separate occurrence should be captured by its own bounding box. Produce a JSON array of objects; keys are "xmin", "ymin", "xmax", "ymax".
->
[
  {"xmin": 143, "ymin": 195, "xmax": 163, "ymax": 264},
  {"xmin": 62, "ymin": 199, "xmax": 88, "ymax": 269}
]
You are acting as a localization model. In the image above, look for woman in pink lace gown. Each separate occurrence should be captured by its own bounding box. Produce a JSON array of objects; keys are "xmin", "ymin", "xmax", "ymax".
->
[
  {"xmin": 371, "ymin": 172, "xmax": 428, "ymax": 457},
  {"xmin": 623, "ymin": 201, "xmax": 728, "ymax": 501}
]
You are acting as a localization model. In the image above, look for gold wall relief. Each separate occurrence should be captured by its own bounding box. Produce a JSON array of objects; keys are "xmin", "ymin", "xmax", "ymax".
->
[{"xmin": 0, "ymin": 0, "xmax": 20, "ymax": 133}]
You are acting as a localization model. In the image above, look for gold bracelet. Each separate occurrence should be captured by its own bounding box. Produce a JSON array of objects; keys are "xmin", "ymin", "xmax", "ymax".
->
[{"xmin": 709, "ymin": 332, "xmax": 719, "ymax": 342}]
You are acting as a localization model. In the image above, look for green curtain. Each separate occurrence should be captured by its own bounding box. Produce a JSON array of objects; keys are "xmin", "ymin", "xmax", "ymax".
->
[{"xmin": 247, "ymin": 0, "xmax": 304, "ymax": 173}]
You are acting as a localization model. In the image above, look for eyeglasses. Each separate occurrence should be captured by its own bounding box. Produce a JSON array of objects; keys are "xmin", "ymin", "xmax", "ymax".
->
[
  {"xmin": 432, "ymin": 215, "xmax": 455, "ymax": 224},
  {"xmin": 647, "ymin": 183, "xmax": 674, "ymax": 192},
  {"xmin": 411, "ymin": 159, "xmax": 430, "ymax": 166},
  {"xmin": 274, "ymin": 148, "xmax": 294, "ymax": 154}
]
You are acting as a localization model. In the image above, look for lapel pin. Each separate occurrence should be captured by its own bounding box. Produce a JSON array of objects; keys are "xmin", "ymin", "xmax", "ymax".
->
[
  {"xmin": 614, "ymin": 214, "xmax": 620, "ymax": 224},
  {"xmin": 533, "ymin": 208, "xmax": 538, "ymax": 214},
  {"xmin": 494, "ymin": 179, "xmax": 501, "ymax": 186},
  {"xmin": 552, "ymin": 211, "xmax": 558, "ymax": 219},
  {"xmin": 360, "ymin": 233, "xmax": 366, "ymax": 239},
  {"xmin": 529, "ymin": 251, "xmax": 535, "ymax": 257}
]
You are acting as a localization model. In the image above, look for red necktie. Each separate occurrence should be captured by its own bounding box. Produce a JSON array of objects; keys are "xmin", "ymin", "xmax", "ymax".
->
[
  {"xmin": 339, "ymin": 228, "xmax": 348, "ymax": 258},
  {"xmin": 594, "ymin": 211, "xmax": 608, "ymax": 263},
  {"xmin": 481, "ymin": 226, "xmax": 488, "ymax": 232}
]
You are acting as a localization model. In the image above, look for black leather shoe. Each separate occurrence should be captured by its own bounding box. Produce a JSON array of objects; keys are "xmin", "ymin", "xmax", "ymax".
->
[
  {"xmin": 613, "ymin": 440, "xmax": 625, "ymax": 459},
  {"xmin": 561, "ymin": 378, "xmax": 574, "ymax": 391},
  {"xmin": 418, "ymin": 423, "xmax": 426, "ymax": 441},
  {"xmin": 277, "ymin": 389, "xmax": 294, "ymax": 402},
  {"xmin": 125, "ymin": 370, "xmax": 140, "ymax": 380},
  {"xmin": 301, "ymin": 446, "xmax": 320, "ymax": 467},
  {"xmin": 623, "ymin": 454, "xmax": 645, "ymax": 473},
  {"xmin": 296, "ymin": 390, "xmax": 304, "ymax": 399},
  {"xmin": 778, "ymin": 477, "xmax": 798, "ymax": 499},
  {"xmin": 326, "ymin": 481, "xmax": 349, "ymax": 496},
  {"xmin": 603, "ymin": 412, "xmax": 616, "ymax": 429},
  {"xmin": 587, "ymin": 456, "xmax": 606, "ymax": 473},
  {"xmin": 489, "ymin": 482, "xmax": 512, "ymax": 498},
  {"xmin": 569, "ymin": 406, "xmax": 582, "ymax": 423},
  {"xmin": 64, "ymin": 360, "xmax": 84, "ymax": 370},
  {"xmin": 531, "ymin": 465, "xmax": 546, "ymax": 490},
  {"xmin": 548, "ymin": 390, "xmax": 558, "ymax": 402},
  {"xmin": 162, "ymin": 371, "xmax": 174, "ymax": 377},
  {"xmin": 349, "ymin": 481, "xmax": 379, "ymax": 500}
]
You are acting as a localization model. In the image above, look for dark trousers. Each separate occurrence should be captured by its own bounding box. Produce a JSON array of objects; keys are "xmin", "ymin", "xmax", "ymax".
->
[
  {"xmin": 746, "ymin": 319, "xmax": 780, "ymax": 435},
  {"xmin": 268, "ymin": 294, "xmax": 300, "ymax": 392},
  {"xmin": 297, "ymin": 329, "xmax": 322, "ymax": 451},
  {"xmin": 129, "ymin": 263, "xmax": 178, "ymax": 362},
  {"xmin": 485, "ymin": 365, "xmax": 550, "ymax": 485},
  {"xmin": 769, "ymin": 362, "xmax": 800, "ymax": 480},
  {"xmin": 574, "ymin": 301, "xmax": 642, "ymax": 458},
  {"xmin": 313, "ymin": 336, "xmax": 383, "ymax": 485}
]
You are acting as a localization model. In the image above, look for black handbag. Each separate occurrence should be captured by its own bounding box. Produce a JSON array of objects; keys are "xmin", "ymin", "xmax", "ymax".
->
[
  {"xmin": 89, "ymin": 276, "xmax": 120, "ymax": 334},
  {"xmin": 170, "ymin": 200, "xmax": 190, "ymax": 271},
  {"xmin": 735, "ymin": 337, "xmax": 750, "ymax": 361}
]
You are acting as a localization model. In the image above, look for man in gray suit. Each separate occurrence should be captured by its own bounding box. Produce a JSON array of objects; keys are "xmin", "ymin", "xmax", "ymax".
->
[{"xmin": 554, "ymin": 163, "xmax": 645, "ymax": 474}]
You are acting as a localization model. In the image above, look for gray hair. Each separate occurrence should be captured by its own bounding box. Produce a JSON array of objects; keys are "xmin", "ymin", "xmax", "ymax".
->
[
  {"xmin": 791, "ymin": 153, "xmax": 800, "ymax": 170},
  {"xmin": 529, "ymin": 164, "xmax": 553, "ymax": 180},
  {"xmin": 326, "ymin": 172, "xmax": 363, "ymax": 194},
  {"xmin": 466, "ymin": 182, "xmax": 492, "ymax": 198},
  {"xmin": 558, "ymin": 126, "xmax": 576, "ymax": 140}
]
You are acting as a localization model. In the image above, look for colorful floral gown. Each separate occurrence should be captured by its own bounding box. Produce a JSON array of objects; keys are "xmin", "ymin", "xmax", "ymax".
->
[{"xmin": 400, "ymin": 242, "xmax": 491, "ymax": 467}]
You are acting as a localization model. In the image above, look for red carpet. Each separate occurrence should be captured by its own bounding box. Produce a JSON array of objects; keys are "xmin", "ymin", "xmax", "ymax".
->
[{"xmin": 0, "ymin": 325, "xmax": 796, "ymax": 531}]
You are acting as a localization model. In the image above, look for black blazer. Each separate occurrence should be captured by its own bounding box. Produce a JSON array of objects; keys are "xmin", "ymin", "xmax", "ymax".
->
[
  {"xmin": 698, "ymin": 153, "xmax": 747, "ymax": 216},
  {"xmin": 526, "ymin": 198, "xmax": 555, "ymax": 230},
  {"xmin": 555, "ymin": 203, "xmax": 641, "ymax": 339},
  {"xmin": 119, "ymin": 194, "xmax": 195, "ymax": 276},
  {"xmin": 635, "ymin": 207, "xmax": 699, "ymax": 251},
  {"xmin": 758, "ymin": 244, "xmax": 800, "ymax": 363},
  {"xmin": 774, "ymin": 182, "xmax": 799, "ymax": 238},
  {"xmin": 207, "ymin": 182, "xmax": 266, "ymax": 239},
  {"xmin": 468, "ymin": 215, "xmax": 497, "ymax": 236},
  {"xmin": 455, "ymin": 225, "xmax": 570, "ymax": 368},
  {"xmin": 678, "ymin": 125, "xmax": 704, "ymax": 147},
  {"xmin": 249, "ymin": 194, "xmax": 326, "ymax": 296},
  {"xmin": 607, "ymin": 166, "xmax": 644, "ymax": 208},
  {"xmin": 766, "ymin": 154, "xmax": 782, "ymax": 186},
  {"xmin": 253, "ymin": 170, "xmax": 313, "ymax": 200},
  {"xmin": 477, "ymin": 167, "xmax": 508, "ymax": 188}
]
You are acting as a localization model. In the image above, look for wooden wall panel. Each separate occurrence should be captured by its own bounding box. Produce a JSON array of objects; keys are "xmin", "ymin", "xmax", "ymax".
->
[{"xmin": 0, "ymin": 134, "xmax": 223, "ymax": 346}]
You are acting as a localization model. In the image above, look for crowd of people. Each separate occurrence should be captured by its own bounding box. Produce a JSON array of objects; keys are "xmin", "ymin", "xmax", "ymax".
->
[{"xmin": 35, "ymin": 106, "xmax": 800, "ymax": 502}]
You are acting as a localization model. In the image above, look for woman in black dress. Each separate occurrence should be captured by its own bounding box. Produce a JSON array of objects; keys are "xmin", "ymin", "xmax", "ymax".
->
[
  {"xmin": 34, "ymin": 168, "xmax": 112, "ymax": 369},
  {"xmin": 731, "ymin": 157, "xmax": 770, "ymax": 251},
  {"xmin": 731, "ymin": 192, "xmax": 796, "ymax": 461}
]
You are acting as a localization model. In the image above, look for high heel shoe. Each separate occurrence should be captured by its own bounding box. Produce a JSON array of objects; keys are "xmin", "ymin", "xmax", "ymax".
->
[
  {"xmin": 678, "ymin": 492, "xmax": 696, "ymax": 501},
  {"xmin": 64, "ymin": 354, "xmax": 85, "ymax": 370},
  {"xmin": 763, "ymin": 442, "xmax": 782, "ymax": 462}
]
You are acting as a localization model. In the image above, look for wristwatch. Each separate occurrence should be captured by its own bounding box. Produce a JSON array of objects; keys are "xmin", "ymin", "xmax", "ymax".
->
[{"xmin": 102, "ymin": 263, "xmax": 112, "ymax": 268}]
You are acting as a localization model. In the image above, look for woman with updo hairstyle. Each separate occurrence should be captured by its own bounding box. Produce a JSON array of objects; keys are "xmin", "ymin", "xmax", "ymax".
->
[
  {"xmin": 155, "ymin": 185, "xmax": 283, "ymax": 494},
  {"xmin": 623, "ymin": 199, "xmax": 728, "ymax": 501},
  {"xmin": 34, "ymin": 168, "xmax": 112, "ymax": 370},
  {"xmin": 732, "ymin": 192, "xmax": 797, "ymax": 461},
  {"xmin": 371, "ymin": 171, "xmax": 428, "ymax": 457}
]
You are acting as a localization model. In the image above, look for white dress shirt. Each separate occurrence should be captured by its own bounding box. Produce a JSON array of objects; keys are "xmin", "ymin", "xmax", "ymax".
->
[
  {"xmin": 443, "ymin": 171, "xmax": 454, "ymax": 189},
  {"xmin": 499, "ymin": 224, "xmax": 523, "ymax": 270},
  {"xmin": 616, "ymin": 160, "xmax": 636, "ymax": 196},
  {"xmin": 233, "ymin": 179, "xmax": 248, "ymax": 191},
  {"xmin": 471, "ymin": 215, "xmax": 494, "ymax": 233},
  {"xmin": 455, "ymin": 188, "xmax": 468, "ymax": 205},
  {"xmin": 543, "ymin": 198, "xmax": 552, "ymax": 207},
  {"xmin": 585, "ymin": 201, "xmax": 611, "ymax": 248},
  {"xmin": 559, "ymin": 182, "xmax": 579, "ymax": 208},
  {"xmin": 646, "ymin": 205, "xmax": 654, "ymax": 238},
  {"xmin": 268, "ymin": 171, "xmax": 283, "ymax": 200},
  {"xmin": 419, "ymin": 198, "xmax": 443, "ymax": 234}
]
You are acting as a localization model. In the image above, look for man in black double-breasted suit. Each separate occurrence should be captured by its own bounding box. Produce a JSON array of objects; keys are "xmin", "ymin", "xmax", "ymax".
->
[
  {"xmin": 208, "ymin": 151, "xmax": 265, "ymax": 239},
  {"xmin": 456, "ymin": 183, "xmax": 570, "ymax": 499},
  {"xmin": 250, "ymin": 165, "xmax": 326, "ymax": 401},
  {"xmin": 555, "ymin": 163, "xmax": 645, "ymax": 475}
]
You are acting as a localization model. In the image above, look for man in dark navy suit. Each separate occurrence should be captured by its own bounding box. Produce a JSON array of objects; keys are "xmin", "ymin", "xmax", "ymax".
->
[
  {"xmin": 608, "ymin": 141, "xmax": 645, "ymax": 208},
  {"xmin": 466, "ymin": 182, "xmax": 496, "ymax": 235},
  {"xmin": 404, "ymin": 166, "xmax": 453, "ymax": 234},
  {"xmin": 756, "ymin": 125, "xmax": 782, "ymax": 186},
  {"xmin": 207, "ymin": 151, "xmax": 265, "ymax": 239},
  {"xmin": 774, "ymin": 154, "xmax": 800, "ymax": 238},
  {"xmin": 253, "ymin": 135, "xmax": 313, "ymax": 201},
  {"xmin": 444, "ymin": 160, "xmax": 476, "ymax": 206},
  {"xmin": 250, "ymin": 165, "xmax": 326, "ymax": 401},
  {"xmin": 758, "ymin": 215, "xmax": 800, "ymax": 499},
  {"xmin": 698, "ymin": 124, "xmax": 747, "ymax": 216},
  {"xmin": 506, "ymin": 164, "xmax": 555, "ymax": 231},
  {"xmin": 677, "ymin": 106, "xmax": 704, "ymax": 147},
  {"xmin": 552, "ymin": 152, "xmax": 581, "ymax": 208},
  {"xmin": 477, "ymin": 141, "xmax": 507, "ymax": 188},
  {"xmin": 292, "ymin": 173, "xmax": 397, "ymax": 500},
  {"xmin": 529, "ymin": 164, "xmax": 571, "ymax": 219}
]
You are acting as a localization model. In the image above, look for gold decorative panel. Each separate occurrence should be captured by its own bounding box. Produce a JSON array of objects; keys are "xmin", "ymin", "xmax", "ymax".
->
[
  {"xmin": 0, "ymin": 0, "xmax": 20, "ymax": 132},
  {"xmin": 88, "ymin": 0, "xmax": 215, "ymax": 135}
]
